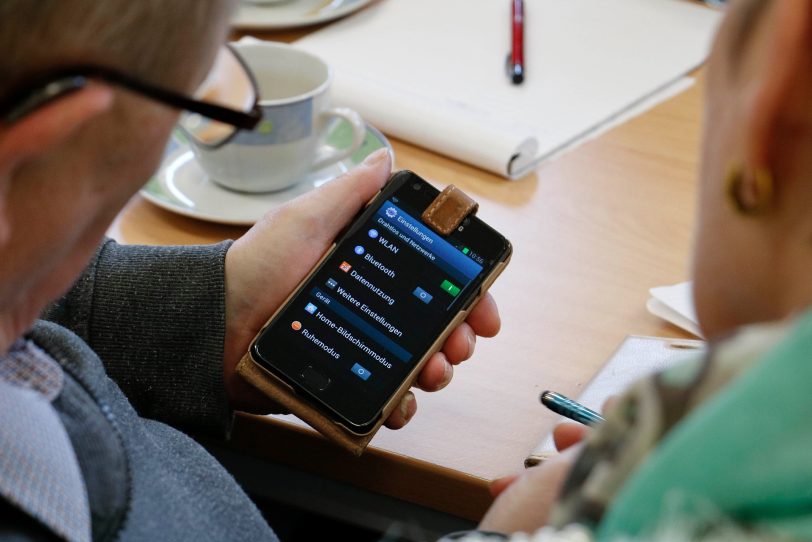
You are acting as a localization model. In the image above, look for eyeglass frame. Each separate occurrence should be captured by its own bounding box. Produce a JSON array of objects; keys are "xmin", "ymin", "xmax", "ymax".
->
[{"xmin": 0, "ymin": 44, "xmax": 263, "ymax": 148}]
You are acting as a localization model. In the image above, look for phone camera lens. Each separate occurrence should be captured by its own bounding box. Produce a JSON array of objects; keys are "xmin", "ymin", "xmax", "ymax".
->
[{"xmin": 412, "ymin": 183, "xmax": 422, "ymax": 190}]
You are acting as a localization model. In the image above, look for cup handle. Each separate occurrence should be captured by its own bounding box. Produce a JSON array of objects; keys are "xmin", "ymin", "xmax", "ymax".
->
[{"xmin": 311, "ymin": 107, "xmax": 367, "ymax": 171}]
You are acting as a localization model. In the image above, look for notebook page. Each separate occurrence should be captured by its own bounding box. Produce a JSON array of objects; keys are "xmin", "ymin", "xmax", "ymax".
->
[
  {"xmin": 296, "ymin": 0, "xmax": 722, "ymax": 178},
  {"xmin": 526, "ymin": 335, "xmax": 705, "ymax": 466}
]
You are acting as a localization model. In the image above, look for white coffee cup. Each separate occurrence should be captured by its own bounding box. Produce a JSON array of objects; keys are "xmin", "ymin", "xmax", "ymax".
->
[{"xmin": 190, "ymin": 39, "xmax": 366, "ymax": 193}]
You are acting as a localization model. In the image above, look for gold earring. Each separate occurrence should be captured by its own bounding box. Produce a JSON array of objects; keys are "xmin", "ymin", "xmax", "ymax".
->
[{"xmin": 725, "ymin": 164, "xmax": 774, "ymax": 215}]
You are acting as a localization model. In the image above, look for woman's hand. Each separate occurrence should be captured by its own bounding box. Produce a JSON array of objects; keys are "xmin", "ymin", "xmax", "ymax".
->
[
  {"xmin": 481, "ymin": 396, "xmax": 617, "ymax": 533},
  {"xmin": 479, "ymin": 444, "xmax": 581, "ymax": 534}
]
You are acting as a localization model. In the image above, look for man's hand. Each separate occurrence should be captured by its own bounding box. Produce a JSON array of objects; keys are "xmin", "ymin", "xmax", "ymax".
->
[{"xmin": 222, "ymin": 149, "xmax": 501, "ymax": 429}]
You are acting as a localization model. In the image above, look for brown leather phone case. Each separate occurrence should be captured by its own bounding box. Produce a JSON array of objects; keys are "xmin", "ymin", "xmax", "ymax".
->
[{"xmin": 236, "ymin": 183, "xmax": 505, "ymax": 456}]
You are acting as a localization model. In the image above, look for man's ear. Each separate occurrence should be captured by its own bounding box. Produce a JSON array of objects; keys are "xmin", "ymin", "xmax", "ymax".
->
[
  {"xmin": 745, "ymin": 0, "xmax": 812, "ymax": 173},
  {"xmin": 0, "ymin": 82, "xmax": 114, "ymax": 176}
]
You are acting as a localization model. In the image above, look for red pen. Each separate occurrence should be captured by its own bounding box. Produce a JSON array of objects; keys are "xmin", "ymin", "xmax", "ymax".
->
[{"xmin": 510, "ymin": 0, "xmax": 525, "ymax": 85}]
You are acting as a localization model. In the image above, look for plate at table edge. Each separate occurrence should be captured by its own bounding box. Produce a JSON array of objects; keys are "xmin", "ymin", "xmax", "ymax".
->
[
  {"xmin": 232, "ymin": 0, "xmax": 374, "ymax": 30},
  {"xmin": 140, "ymin": 121, "xmax": 392, "ymax": 226}
]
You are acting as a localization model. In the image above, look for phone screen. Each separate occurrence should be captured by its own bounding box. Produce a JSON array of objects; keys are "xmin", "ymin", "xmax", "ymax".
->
[{"xmin": 252, "ymin": 172, "xmax": 510, "ymax": 431}]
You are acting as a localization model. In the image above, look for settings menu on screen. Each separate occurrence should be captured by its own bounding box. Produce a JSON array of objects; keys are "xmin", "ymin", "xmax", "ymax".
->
[{"xmin": 256, "ymin": 198, "xmax": 484, "ymax": 405}]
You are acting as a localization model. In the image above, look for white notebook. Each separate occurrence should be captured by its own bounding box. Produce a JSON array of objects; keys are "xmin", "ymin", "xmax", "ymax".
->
[
  {"xmin": 526, "ymin": 335, "xmax": 705, "ymax": 466},
  {"xmin": 296, "ymin": 0, "xmax": 723, "ymax": 178}
]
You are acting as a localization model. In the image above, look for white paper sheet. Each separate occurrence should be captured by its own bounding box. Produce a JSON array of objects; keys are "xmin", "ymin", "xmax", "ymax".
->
[
  {"xmin": 296, "ymin": 0, "xmax": 723, "ymax": 178},
  {"xmin": 527, "ymin": 335, "xmax": 705, "ymax": 465},
  {"xmin": 648, "ymin": 281, "xmax": 703, "ymax": 338}
]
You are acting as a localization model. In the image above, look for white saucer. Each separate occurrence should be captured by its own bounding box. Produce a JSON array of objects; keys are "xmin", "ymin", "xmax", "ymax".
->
[
  {"xmin": 141, "ymin": 122, "xmax": 391, "ymax": 226},
  {"xmin": 232, "ymin": 0, "xmax": 374, "ymax": 30}
]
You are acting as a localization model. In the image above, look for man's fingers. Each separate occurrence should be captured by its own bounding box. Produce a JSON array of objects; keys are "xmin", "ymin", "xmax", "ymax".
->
[
  {"xmin": 384, "ymin": 390, "xmax": 416, "ymax": 429},
  {"xmin": 442, "ymin": 323, "xmax": 476, "ymax": 364},
  {"xmin": 464, "ymin": 293, "xmax": 500, "ymax": 338},
  {"xmin": 291, "ymin": 148, "xmax": 392, "ymax": 241},
  {"xmin": 415, "ymin": 352, "xmax": 453, "ymax": 391},
  {"xmin": 237, "ymin": 148, "xmax": 392, "ymax": 280}
]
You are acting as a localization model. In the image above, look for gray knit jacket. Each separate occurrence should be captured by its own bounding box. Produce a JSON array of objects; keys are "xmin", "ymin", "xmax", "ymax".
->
[{"xmin": 3, "ymin": 239, "xmax": 278, "ymax": 541}]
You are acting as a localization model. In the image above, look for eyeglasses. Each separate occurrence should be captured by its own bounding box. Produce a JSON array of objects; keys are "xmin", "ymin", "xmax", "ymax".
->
[{"xmin": 0, "ymin": 44, "xmax": 262, "ymax": 147}]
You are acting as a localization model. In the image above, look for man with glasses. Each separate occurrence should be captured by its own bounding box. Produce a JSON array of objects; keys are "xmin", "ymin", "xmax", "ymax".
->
[{"xmin": 0, "ymin": 1, "xmax": 500, "ymax": 540}]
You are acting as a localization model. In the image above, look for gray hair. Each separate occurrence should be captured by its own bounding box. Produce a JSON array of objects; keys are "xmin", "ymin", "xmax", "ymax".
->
[{"xmin": 0, "ymin": 0, "xmax": 235, "ymax": 102}]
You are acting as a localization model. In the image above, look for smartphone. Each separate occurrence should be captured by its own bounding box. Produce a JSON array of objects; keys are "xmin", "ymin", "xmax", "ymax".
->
[{"xmin": 250, "ymin": 171, "xmax": 512, "ymax": 434}]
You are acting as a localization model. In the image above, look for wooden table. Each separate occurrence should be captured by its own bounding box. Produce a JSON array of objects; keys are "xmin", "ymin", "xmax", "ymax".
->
[{"xmin": 109, "ymin": 25, "xmax": 701, "ymax": 530}]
